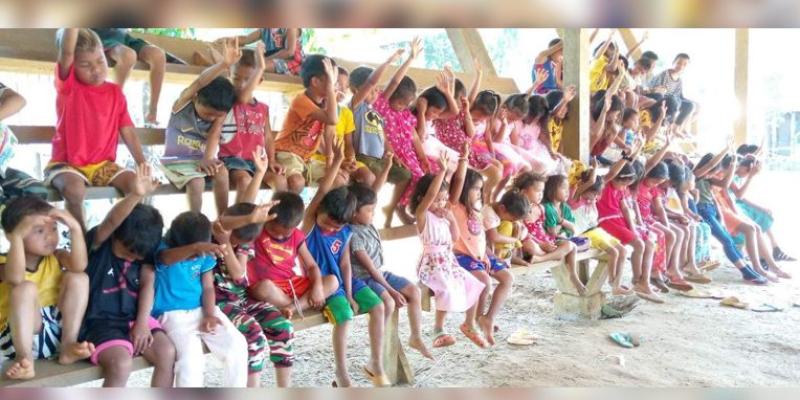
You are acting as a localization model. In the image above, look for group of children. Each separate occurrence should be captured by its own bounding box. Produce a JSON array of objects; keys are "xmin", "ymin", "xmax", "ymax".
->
[{"xmin": 0, "ymin": 28, "xmax": 794, "ymax": 387}]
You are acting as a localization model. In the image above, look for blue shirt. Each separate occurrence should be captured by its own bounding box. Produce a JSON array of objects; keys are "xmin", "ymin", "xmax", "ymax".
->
[
  {"xmin": 152, "ymin": 242, "xmax": 217, "ymax": 316},
  {"xmin": 305, "ymin": 224, "xmax": 364, "ymax": 298}
]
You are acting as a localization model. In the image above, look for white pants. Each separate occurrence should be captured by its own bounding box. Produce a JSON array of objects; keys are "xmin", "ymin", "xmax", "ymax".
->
[{"xmin": 159, "ymin": 307, "xmax": 248, "ymax": 387}]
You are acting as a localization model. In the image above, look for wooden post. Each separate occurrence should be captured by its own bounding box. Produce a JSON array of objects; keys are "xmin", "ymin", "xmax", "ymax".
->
[
  {"xmin": 561, "ymin": 29, "xmax": 591, "ymax": 162},
  {"xmin": 618, "ymin": 28, "xmax": 643, "ymax": 61},
  {"xmin": 383, "ymin": 309, "xmax": 414, "ymax": 385},
  {"xmin": 445, "ymin": 28, "xmax": 497, "ymax": 76},
  {"xmin": 734, "ymin": 29, "xmax": 749, "ymax": 146}
]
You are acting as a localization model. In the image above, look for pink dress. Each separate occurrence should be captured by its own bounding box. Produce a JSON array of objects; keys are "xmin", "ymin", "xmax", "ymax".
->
[
  {"xmin": 417, "ymin": 211, "xmax": 485, "ymax": 312},
  {"xmin": 433, "ymin": 110, "xmax": 496, "ymax": 170},
  {"xmin": 636, "ymin": 184, "xmax": 667, "ymax": 274},
  {"xmin": 422, "ymin": 120, "xmax": 459, "ymax": 174},
  {"xmin": 523, "ymin": 204, "xmax": 555, "ymax": 244},
  {"xmin": 373, "ymin": 91, "xmax": 425, "ymax": 206},
  {"xmin": 490, "ymin": 117, "xmax": 529, "ymax": 176},
  {"xmin": 510, "ymin": 121, "xmax": 558, "ymax": 175}
]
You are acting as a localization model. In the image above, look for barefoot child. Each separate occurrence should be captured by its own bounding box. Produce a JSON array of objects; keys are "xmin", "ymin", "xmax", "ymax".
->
[
  {"xmin": 484, "ymin": 191, "xmax": 531, "ymax": 271},
  {"xmin": 223, "ymin": 29, "xmax": 305, "ymax": 75},
  {"xmin": 665, "ymin": 162, "xmax": 715, "ymax": 279},
  {"xmin": 411, "ymin": 153, "xmax": 484, "ymax": 349},
  {"xmin": 0, "ymin": 198, "xmax": 93, "ymax": 380},
  {"xmin": 80, "ymin": 165, "xmax": 176, "ymax": 387},
  {"xmin": 152, "ymin": 211, "xmax": 248, "ymax": 387}
]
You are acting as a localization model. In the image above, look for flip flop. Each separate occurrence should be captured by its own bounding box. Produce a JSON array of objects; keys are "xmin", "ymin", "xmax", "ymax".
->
[
  {"xmin": 666, "ymin": 278, "xmax": 694, "ymax": 292},
  {"xmin": 699, "ymin": 260, "xmax": 721, "ymax": 272},
  {"xmin": 507, "ymin": 328, "xmax": 537, "ymax": 346},
  {"xmin": 635, "ymin": 290, "xmax": 665, "ymax": 304},
  {"xmin": 683, "ymin": 271, "xmax": 712, "ymax": 284},
  {"xmin": 609, "ymin": 332, "xmax": 634, "ymax": 348},
  {"xmin": 363, "ymin": 366, "xmax": 391, "ymax": 387},
  {"xmin": 432, "ymin": 333, "xmax": 455, "ymax": 348},
  {"xmin": 460, "ymin": 323, "xmax": 488, "ymax": 348},
  {"xmin": 751, "ymin": 303, "xmax": 784, "ymax": 313},
  {"xmin": 677, "ymin": 288, "xmax": 714, "ymax": 299},
  {"xmin": 720, "ymin": 296, "xmax": 749, "ymax": 309}
]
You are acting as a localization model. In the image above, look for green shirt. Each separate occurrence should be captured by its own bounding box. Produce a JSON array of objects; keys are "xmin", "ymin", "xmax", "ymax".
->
[
  {"xmin": 696, "ymin": 179, "xmax": 715, "ymax": 205},
  {"xmin": 544, "ymin": 201, "xmax": 575, "ymax": 237}
]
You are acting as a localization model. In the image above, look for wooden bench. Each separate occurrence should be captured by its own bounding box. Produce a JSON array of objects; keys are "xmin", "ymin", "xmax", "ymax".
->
[
  {"xmin": 420, "ymin": 248, "xmax": 609, "ymax": 320},
  {"xmin": 0, "ymin": 224, "xmax": 419, "ymax": 388}
]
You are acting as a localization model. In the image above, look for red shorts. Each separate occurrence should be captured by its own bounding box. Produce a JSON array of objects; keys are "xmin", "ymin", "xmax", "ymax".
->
[
  {"xmin": 273, "ymin": 276, "xmax": 311, "ymax": 298},
  {"xmin": 599, "ymin": 217, "xmax": 647, "ymax": 245}
]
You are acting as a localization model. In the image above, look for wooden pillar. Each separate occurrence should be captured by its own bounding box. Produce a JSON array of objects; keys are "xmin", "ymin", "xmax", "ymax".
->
[
  {"xmin": 618, "ymin": 28, "xmax": 643, "ymax": 61},
  {"xmin": 562, "ymin": 29, "xmax": 591, "ymax": 162},
  {"xmin": 445, "ymin": 28, "xmax": 497, "ymax": 75},
  {"xmin": 734, "ymin": 29, "xmax": 749, "ymax": 146}
]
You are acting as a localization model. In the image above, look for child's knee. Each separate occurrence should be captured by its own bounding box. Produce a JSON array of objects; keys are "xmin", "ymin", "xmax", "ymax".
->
[
  {"xmin": 186, "ymin": 178, "xmax": 205, "ymax": 193},
  {"xmin": 150, "ymin": 334, "xmax": 176, "ymax": 367},
  {"xmin": 61, "ymin": 181, "xmax": 86, "ymax": 203},
  {"xmin": 140, "ymin": 45, "xmax": 166, "ymax": 65},
  {"xmin": 232, "ymin": 171, "xmax": 252, "ymax": 189},
  {"xmin": 100, "ymin": 349, "xmax": 134, "ymax": 377},
  {"xmin": 214, "ymin": 166, "xmax": 230, "ymax": 184},
  {"xmin": 61, "ymin": 271, "xmax": 89, "ymax": 292},
  {"xmin": 616, "ymin": 244, "xmax": 628, "ymax": 257},
  {"xmin": 115, "ymin": 46, "xmax": 138, "ymax": 67},
  {"xmin": 474, "ymin": 271, "xmax": 492, "ymax": 286},
  {"xmin": 630, "ymin": 238, "xmax": 644, "ymax": 250},
  {"xmin": 381, "ymin": 295, "xmax": 395, "ymax": 313},
  {"xmin": 287, "ymin": 174, "xmax": 305, "ymax": 193},
  {"xmin": 10, "ymin": 281, "xmax": 38, "ymax": 303}
]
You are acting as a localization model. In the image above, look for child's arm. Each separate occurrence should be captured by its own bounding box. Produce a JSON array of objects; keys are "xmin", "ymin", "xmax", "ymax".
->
[
  {"xmin": 486, "ymin": 228, "xmax": 519, "ymax": 246},
  {"xmin": 468, "ymin": 58, "xmax": 483, "ymax": 104},
  {"xmin": 554, "ymin": 85, "xmax": 577, "ymax": 118},
  {"xmin": 438, "ymin": 67, "xmax": 461, "ymax": 119},
  {"xmin": 534, "ymin": 40, "xmax": 563, "ymax": 64},
  {"xmin": 411, "ymin": 131, "xmax": 431, "ymax": 174},
  {"xmin": 463, "ymin": 97, "xmax": 476, "ymax": 138},
  {"xmin": 92, "ymin": 164, "xmax": 159, "ymax": 249},
  {"xmin": 158, "ymin": 243, "xmax": 224, "ymax": 266},
  {"xmin": 448, "ymin": 144, "xmax": 470, "ymax": 204},
  {"xmin": 594, "ymin": 31, "xmax": 615, "ymax": 61},
  {"xmin": 221, "ymin": 29, "xmax": 261, "ymax": 46},
  {"xmin": 131, "ymin": 264, "xmax": 156, "ymax": 355},
  {"xmin": 302, "ymin": 137, "xmax": 346, "ymax": 233},
  {"xmin": 264, "ymin": 29, "xmax": 300, "ymax": 62},
  {"xmin": 50, "ymin": 209, "xmax": 87, "ymax": 273},
  {"xmin": 653, "ymin": 194, "xmax": 670, "ymax": 225},
  {"xmin": 173, "ymin": 38, "xmax": 241, "ymax": 113},
  {"xmin": 56, "ymin": 28, "xmax": 78, "ymax": 80},
  {"xmin": 237, "ymin": 42, "xmax": 266, "ymax": 104},
  {"xmin": 383, "ymin": 37, "xmax": 423, "ymax": 100},
  {"xmin": 218, "ymin": 200, "xmax": 279, "ymax": 231},
  {"xmin": 415, "ymin": 153, "xmax": 451, "ymax": 230},
  {"xmin": 120, "ymin": 126, "xmax": 146, "ymax": 165},
  {"xmin": 340, "ymin": 241, "xmax": 357, "ymax": 313},
  {"xmin": 237, "ymin": 146, "xmax": 268, "ymax": 204},
  {"xmin": 415, "ymin": 97, "xmax": 429, "ymax": 143},
  {"xmin": 307, "ymin": 58, "xmax": 339, "ymax": 126},
  {"xmin": 353, "ymin": 249, "xmax": 406, "ymax": 306},
  {"xmin": 526, "ymin": 68, "xmax": 551, "ymax": 96},
  {"xmin": 197, "ymin": 117, "xmax": 225, "ymax": 175},
  {"xmin": 212, "ymin": 221, "xmax": 248, "ymax": 282},
  {"xmin": 298, "ymin": 242, "xmax": 325, "ymax": 309},
  {"xmin": 0, "ymin": 86, "xmax": 26, "ymax": 121},
  {"xmin": 694, "ymin": 141, "xmax": 731, "ymax": 178},
  {"xmin": 264, "ymin": 116, "xmax": 282, "ymax": 177},
  {"xmin": 351, "ymin": 50, "xmax": 404, "ymax": 109},
  {"xmin": 644, "ymin": 131, "xmax": 672, "ymax": 176},
  {"xmin": 371, "ymin": 150, "xmax": 394, "ymax": 194},
  {"xmin": 573, "ymin": 166, "xmax": 598, "ymax": 203},
  {"xmin": 590, "ymin": 94, "xmax": 611, "ymax": 149},
  {"xmin": 642, "ymin": 102, "xmax": 667, "ymax": 142},
  {"xmin": 199, "ymin": 270, "xmax": 222, "ymax": 332},
  {"xmin": 732, "ymin": 162, "xmax": 757, "ymax": 199},
  {"xmin": 2, "ymin": 215, "xmax": 48, "ymax": 285}
]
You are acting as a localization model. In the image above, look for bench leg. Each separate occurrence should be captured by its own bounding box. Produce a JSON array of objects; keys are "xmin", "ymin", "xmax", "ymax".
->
[
  {"xmin": 552, "ymin": 258, "xmax": 609, "ymax": 320},
  {"xmin": 419, "ymin": 283, "xmax": 432, "ymax": 312},
  {"xmin": 584, "ymin": 258, "xmax": 609, "ymax": 295},
  {"xmin": 382, "ymin": 309, "xmax": 414, "ymax": 386}
]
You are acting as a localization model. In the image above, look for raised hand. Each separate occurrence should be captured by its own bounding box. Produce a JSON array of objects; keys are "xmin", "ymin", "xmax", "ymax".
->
[
  {"xmin": 534, "ymin": 68, "xmax": 550, "ymax": 86},
  {"xmin": 10, "ymin": 214, "xmax": 50, "ymax": 238},
  {"xmin": 254, "ymin": 41, "xmax": 266, "ymax": 70},
  {"xmin": 438, "ymin": 151, "xmax": 450, "ymax": 172},
  {"xmin": 444, "ymin": 66, "xmax": 456, "ymax": 95},
  {"xmin": 48, "ymin": 208, "xmax": 81, "ymax": 231},
  {"xmin": 387, "ymin": 48, "xmax": 405, "ymax": 64},
  {"xmin": 603, "ymin": 92, "xmax": 613, "ymax": 111},
  {"xmin": 132, "ymin": 163, "xmax": 159, "ymax": 197},
  {"xmin": 212, "ymin": 220, "xmax": 231, "ymax": 245},
  {"xmin": 248, "ymin": 200, "xmax": 281, "ymax": 224},
  {"xmin": 332, "ymin": 136, "xmax": 345, "ymax": 163},
  {"xmin": 251, "ymin": 146, "xmax": 268, "ymax": 173},
  {"xmin": 410, "ymin": 36, "xmax": 424, "ymax": 59},
  {"xmin": 564, "ymin": 85, "xmax": 577, "ymax": 102},
  {"xmin": 322, "ymin": 57, "xmax": 337, "ymax": 88},
  {"xmin": 221, "ymin": 37, "xmax": 242, "ymax": 67}
]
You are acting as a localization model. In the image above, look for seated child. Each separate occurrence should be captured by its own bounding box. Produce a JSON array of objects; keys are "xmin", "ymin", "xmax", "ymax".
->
[
  {"xmin": 348, "ymin": 153, "xmax": 434, "ymax": 360},
  {"xmin": 80, "ymin": 165, "xmax": 176, "ymax": 387},
  {"xmin": 221, "ymin": 29, "xmax": 305, "ymax": 75},
  {"xmin": 0, "ymin": 197, "xmax": 93, "ymax": 380},
  {"xmin": 485, "ymin": 191, "xmax": 531, "ymax": 267},
  {"xmin": 161, "ymin": 38, "xmax": 238, "ymax": 215},
  {"xmin": 414, "ymin": 70, "xmax": 461, "ymax": 174},
  {"xmin": 92, "ymin": 28, "xmax": 166, "ymax": 126},
  {"xmin": 152, "ymin": 211, "xmax": 248, "ymax": 387},
  {"xmin": 509, "ymin": 95, "xmax": 560, "ymax": 176},
  {"xmin": 48, "ymin": 29, "xmax": 147, "ymax": 228},
  {"xmin": 0, "ymin": 84, "xmax": 48, "ymax": 204},
  {"xmin": 273, "ymin": 55, "xmax": 339, "ymax": 193}
]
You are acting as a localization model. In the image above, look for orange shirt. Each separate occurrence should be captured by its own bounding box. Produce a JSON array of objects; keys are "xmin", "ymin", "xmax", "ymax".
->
[
  {"xmin": 452, "ymin": 203, "xmax": 488, "ymax": 262},
  {"xmin": 274, "ymin": 93, "xmax": 325, "ymax": 161}
]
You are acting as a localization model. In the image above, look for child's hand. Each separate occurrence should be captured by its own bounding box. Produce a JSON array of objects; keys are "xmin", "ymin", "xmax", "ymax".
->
[
  {"xmin": 444, "ymin": 66, "xmax": 456, "ymax": 95},
  {"xmin": 194, "ymin": 242, "xmax": 226, "ymax": 258},
  {"xmin": 309, "ymin": 285, "xmax": 325, "ymax": 310},
  {"xmin": 322, "ymin": 57, "xmax": 337, "ymax": 89},
  {"xmin": 212, "ymin": 221, "xmax": 231, "ymax": 245},
  {"xmin": 130, "ymin": 321, "xmax": 153, "ymax": 355},
  {"xmin": 420, "ymin": 157, "xmax": 432, "ymax": 174},
  {"xmin": 254, "ymin": 41, "xmax": 266, "ymax": 70},
  {"xmin": 438, "ymin": 151, "xmax": 451, "ymax": 173},
  {"xmin": 383, "ymin": 149, "xmax": 395, "ymax": 168},
  {"xmin": 199, "ymin": 314, "xmax": 222, "ymax": 333},
  {"xmin": 248, "ymin": 200, "xmax": 281, "ymax": 224},
  {"xmin": 48, "ymin": 208, "xmax": 81, "ymax": 231},
  {"xmin": 534, "ymin": 68, "xmax": 550, "ymax": 87},
  {"xmin": 221, "ymin": 37, "xmax": 242, "ymax": 67},
  {"xmin": 499, "ymin": 108, "xmax": 509, "ymax": 125},
  {"xmin": 197, "ymin": 158, "xmax": 222, "ymax": 176},
  {"xmin": 460, "ymin": 96, "xmax": 471, "ymax": 114},
  {"xmin": 461, "ymin": 140, "xmax": 471, "ymax": 159},
  {"xmin": 435, "ymin": 71, "xmax": 450, "ymax": 95},
  {"xmin": 332, "ymin": 136, "xmax": 345, "ymax": 164},
  {"xmin": 389, "ymin": 289, "xmax": 407, "ymax": 307},
  {"xmin": 541, "ymin": 242, "xmax": 558, "ymax": 252},
  {"xmin": 252, "ymin": 146, "xmax": 268, "ymax": 173},
  {"xmin": 409, "ymin": 36, "xmax": 424, "ymax": 59},
  {"xmin": 132, "ymin": 164, "xmax": 160, "ymax": 197},
  {"xmin": 473, "ymin": 56, "xmax": 483, "ymax": 75},
  {"xmin": 564, "ymin": 85, "xmax": 577, "ymax": 102},
  {"xmin": 348, "ymin": 296, "xmax": 360, "ymax": 315}
]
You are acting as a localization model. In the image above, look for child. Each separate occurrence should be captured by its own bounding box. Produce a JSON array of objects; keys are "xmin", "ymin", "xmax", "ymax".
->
[
  {"xmin": 48, "ymin": 29, "xmax": 147, "ymax": 228},
  {"xmin": 414, "ymin": 73, "xmax": 461, "ymax": 174},
  {"xmin": 300, "ymin": 140, "xmax": 387, "ymax": 387},
  {"xmin": 513, "ymin": 173, "xmax": 583, "ymax": 295},
  {"xmin": 544, "ymin": 87, "xmax": 577, "ymax": 156},
  {"xmin": 273, "ymin": 54, "xmax": 339, "ymax": 193},
  {"xmin": 373, "ymin": 38, "xmax": 428, "ymax": 227},
  {"xmin": 484, "ymin": 191, "xmax": 531, "ymax": 270},
  {"xmin": 224, "ymin": 29, "xmax": 305, "ymax": 75},
  {"xmin": 221, "ymin": 43, "xmax": 287, "ymax": 200},
  {"xmin": 0, "ymin": 84, "xmax": 48, "ymax": 204},
  {"xmin": 0, "ymin": 197, "xmax": 93, "ymax": 380},
  {"xmin": 152, "ymin": 211, "xmax": 248, "ymax": 387},
  {"xmin": 80, "ymin": 164, "xmax": 176, "ymax": 387},
  {"xmin": 568, "ymin": 164, "xmax": 631, "ymax": 294},
  {"xmin": 489, "ymin": 94, "xmax": 533, "ymax": 177},
  {"xmin": 450, "ymin": 156, "xmax": 516, "ymax": 347},
  {"xmin": 510, "ymin": 95, "xmax": 557, "ymax": 176},
  {"xmin": 411, "ymin": 153, "xmax": 484, "ymax": 349},
  {"xmin": 161, "ymin": 38, "xmax": 238, "ymax": 215},
  {"xmin": 669, "ymin": 163, "xmax": 718, "ymax": 272},
  {"xmin": 348, "ymin": 151, "xmax": 434, "ymax": 360},
  {"xmin": 532, "ymin": 38, "xmax": 563, "ymax": 94},
  {"xmin": 92, "ymin": 29, "xmax": 166, "ymax": 126}
]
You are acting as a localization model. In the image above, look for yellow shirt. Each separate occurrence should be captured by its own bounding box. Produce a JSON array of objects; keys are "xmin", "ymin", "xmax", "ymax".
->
[
  {"xmin": 0, "ymin": 254, "xmax": 63, "ymax": 330},
  {"xmin": 494, "ymin": 220, "xmax": 518, "ymax": 261},
  {"xmin": 589, "ymin": 56, "xmax": 609, "ymax": 93},
  {"xmin": 548, "ymin": 118, "xmax": 564, "ymax": 153},
  {"xmin": 310, "ymin": 106, "xmax": 356, "ymax": 162}
]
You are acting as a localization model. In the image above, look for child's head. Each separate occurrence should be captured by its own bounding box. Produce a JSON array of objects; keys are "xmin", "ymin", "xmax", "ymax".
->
[
  {"xmin": 316, "ymin": 187, "xmax": 357, "ymax": 232},
  {"xmin": 165, "ymin": 211, "xmax": 211, "ymax": 248},
  {"xmin": 232, "ymin": 48, "xmax": 262, "ymax": 95},
  {"xmin": 471, "ymin": 90, "xmax": 501, "ymax": 122},
  {"xmin": 349, "ymin": 66, "xmax": 378, "ymax": 104},
  {"xmin": 645, "ymin": 161, "xmax": 670, "ymax": 187},
  {"xmin": 634, "ymin": 57, "xmax": 654, "ymax": 74},
  {"xmin": 111, "ymin": 204, "xmax": 164, "ymax": 262},
  {"xmin": 544, "ymin": 174, "xmax": 570, "ymax": 203},
  {"xmin": 590, "ymin": 90, "xmax": 623, "ymax": 121},
  {"xmin": 349, "ymin": 183, "xmax": 378, "ymax": 225},
  {"xmin": 410, "ymin": 174, "xmax": 450, "ymax": 214},
  {"xmin": 578, "ymin": 170, "xmax": 605, "ymax": 203},
  {"xmin": 548, "ymin": 38, "xmax": 563, "ymax": 63},
  {"xmin": 1, "ymin": 196, "xmax": 57, "ymax": 257},
  {"xmin": 223, "ymin": 203, "xmax": 262, "ymax": 245},
  {"xmin": 57, "ymin": 28, "xmax": 107, "ymax": 86},
  {"xmin": 496, "ymin": 191, "xmax": 531, "ymax": 222},
  {"xmin": 300, "ymin": 54, "xmax": 337, "ymax": 94},
  {"xmin": 418, "ymin": 86, "xmax": 449, "ymax": 120},
  {"xmin": 503, "ymin": 94, "xmax": 529, "ymax": 122},
  {"xmin": 264, "ymin": 192, "xmax": 305, "ymax": 240},
  {"xmin": 454, "ymin": 79, "xmax": 466, "ymax": 100},
  {"xmin": 736, "ymin": 156, "xmax": 757, "ymax": 176},
  {"xmin": 195, "ymin": 77, "xmax": 236, "ymax": 122},
  {"xmin": 736, "ymin": 144, "xmax": 759, "ymax": 156},
  {"xmin": 612, "ymin": 162, "xmax": 637, "ymax": 188},
  {"xmin": 545, "ymin": 90, "xmax": 567, "ymax": 119},
  {"xmin": 621, "ymin": 107, "xmax": 639, "ymax": 130},
  {"xmin": 336, "ymin": 66, "xmax": 350, "ymax": 103},
  {"xmin": 459, "ymin": 169, "xmax": 485, "ymax": 212},
  {"xmin": 641, "ymin": 50, "xmax": 659, "ymax": 63},
  {"xmin": 526, "ymin": 95, "xmax": 549, "ymax": 124},
  {"xmin": 389, "ymin": 76, "xmax": 417, "ymax": 111},
  {"xmin": 668, "ymin": 161, "xmax": 688, "ymax": 192},
  {"xmin": 672, "ymin": 53, "xmax": 690, "ymax": 73},
  {"xmin": 513, "ymin": 172, "xmax": 546, "ymax": 205}
]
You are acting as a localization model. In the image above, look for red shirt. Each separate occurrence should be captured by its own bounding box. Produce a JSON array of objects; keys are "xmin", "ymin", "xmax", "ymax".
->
[
  {"xmin": 219, "ymin": 100, "xmax": 269, "ymax": 160},
  {"xmin": 597, "ymin": 183, "xmax": 626, "ymax": 222},
  {"xmin": 52, "ymin": 64, "xmax": 133, "ymax": 166},
  {"xmin": 247, "ymin": 228, "xmax": 306, "ymax": 284}
]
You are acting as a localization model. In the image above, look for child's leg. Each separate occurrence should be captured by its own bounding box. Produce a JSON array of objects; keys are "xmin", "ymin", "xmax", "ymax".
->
[
  {"xmin": 201, "ymin": 308, "xmax": 249, "ymax": 387},
  {"xmin": 480, "ymin": 162, "xmax": 502, "ymax": 205},
  {"xmin": 249, "ymin": 280, "xmax": 293, "ymax": 308},
  {"xmin": 352, "ymin": 167, "xmax": 376, "ymax": 187},
  {"xmin": 214, "ymin": 165, "xmax": 231, "ymax": 217},
  {"xmin": 737, "ymin": 222, "xmax": 770, "ymax": 277},
  {"xmin": 138, "ymin": 44, "xmax": 166, "ymax": 124},
  {"xmin": 479, "ymin": 268, "xmax": 514, "ymax": 345},
  {"xmin": 366, "ymin": 300, "xmax": 386, "ymax": 377},
  {"xmin": 397, "ymin": 283, "xmax": 433, "ymax": 358},
  {"xmin": 160, "ymin": 311, "xmax": 204, "ymax": 387},
  {"xmin": 602, "ymin": 245, "xmax": 620, "ymax": 289},
  {"xmin": 248, "ymin": 301, "xmax": 294, "ymax": 388},
  {"xmin": 379, "ymin": 292, "xmax": 396, "ymax": 326},
  {"xmin": 231, "ymin": 169, "xmax": 253, "ymax": 201},
  {"xmin": 185, "ymin": 177, "xmax": 205, "ymax": 213},
  {"xmin": 57, "ymin": 272, "xmax": 94, "ymax": 365},
  {"xmin": 754, "ymin": 226, "xmax": 789, "ymax": 277},
  {"xmin": 96, "ymin": 346, "xmax": 134, "ymax": 387},
  {"xmin": 51, "ymin": 174, "xmax": 87, "ymax": 229},
  {"xmin": 332, "ymin": 321, "xmax": 351, "ymax": 387},
  {"xmin": 650, "ymin": 223, "xmax": 674, "ymax": 278},
  {"xmin": 265, "ymin": 172, "xmax": 288, "ymax": 192},
  {"xmin": 492, "ymin": 175, "xmax": 510, "ymax": 203},
  {"xmin": 384, "ymin": 179, "xmax": 411, "ymax": 227},
  {"xmin": 564, "ymin": 244, "xmax": 586, "ymax": 295},
  {"xmin": 106, "ymin": 45, "xmax": 137, "ymax": 87},
  {"xmin": 639, "ymin": 239, "xmax": 656, "ymax": 292},
  {"xmin": 467, "ymin": 270, "xmax": 492, "ymax": 327},
  {"xmin": 220, "ymin": 302, "xmax": 270, "ymax": 388},
  {"xmin": 613, "ymin": 243, "xmax": 629, "ymax": 290},
  {"xmin": 628, "ymin": 238, "xmax": 645, "ymax": 287},
  {"xmin": 286, "ymin": 173, "xmax": 305, "ymax": 194},
  {"xmin": 5, "ymin": 282, "xmax": 41, "ymax": 379},
  {"xmin": 141, "ymin": 330, "xmax": 176, "ymax": 387}
]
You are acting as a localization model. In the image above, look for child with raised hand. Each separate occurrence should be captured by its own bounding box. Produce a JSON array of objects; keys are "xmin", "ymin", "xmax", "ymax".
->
[
  {"xmin": 0, "ymin": 198, "xmax": 92, "ymax": 380},
  {"xmin": 510, "ymin": 93, "xmax": 559, "ymax": 176},
  {"xmin": 545, "ymin": 86, "xmax": 577, "ymax": 156},
  {"xmin": 161, "ymin": 37, "xmax": 238, "ymax": 215},
  {"xmin": 221, "ymin": 42, "xmax": 288, "ymax": 199},
  {"xmin": 48, "ymin": 29, "xmax": 147, "ymax": 228},
  {"xmin": 0, "ymin": 84, "xmax": 49, "ymax": 204},
  {"xmin": 220, "ymin": 29, "xmax": 305, "ymax": 75},
  {"xmin": 151, "ymin": 211, "xmax": 248, "ymax": 387},
  {"xmin": 411, "ymin": 152, "xmax": 484, "ymax": 349},
  {"xmin": 92, "ymin": 29, "xmax": 166, "ymax": 126},
  {"xmin": 489, "ymin": 95, "xmax": 533, "ymax": 177},
  {"xmin": 273, "ymin": 55, "xmax": 339, "ymax": 193},
  {"xmin": 568, "ymin": 162, "xmax": 631, "ymax": 295},
  {"xmin": 532, "ymin": 38, "xmax": 563, "ymax": 94},
  {"xmin": 348, "ymin": 150, "xmax": 434, "ymax": 360},
  {"xmin": 80, "ymin": 164, "xmax": 175, "ymax": 387},
  {"xmin": 301, "ymin": 139, "xmax": 387, "ymax": 387},
  {"xmin": 415, "ymin": 68, "xmax": 462, "ymax": 174}
]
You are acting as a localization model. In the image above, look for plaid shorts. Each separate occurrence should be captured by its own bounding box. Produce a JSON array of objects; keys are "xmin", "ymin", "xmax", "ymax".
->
[{"xmin": 0, "ymin": 305, "xmax": 62, "ymax": 361}]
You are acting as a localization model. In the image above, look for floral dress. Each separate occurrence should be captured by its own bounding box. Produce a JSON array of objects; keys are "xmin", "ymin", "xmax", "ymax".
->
[
  {"xmin": 523, "ymin": 203, "xmax": 556, "ymax": 245},
  {"xmin": 635, "ymin": 185, "xmax": 667, "ymax": 274},
  {"xmin": 373, "ymin": 91, "xmax": 424, "ymax": 206},
  {"xmin": 433, "ymin": 110, "xmax": 494, "ymax": 170}
]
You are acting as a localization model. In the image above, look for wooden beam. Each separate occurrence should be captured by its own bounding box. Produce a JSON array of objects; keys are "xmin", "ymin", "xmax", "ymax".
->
[
  {"xmin": 561, "ymin": 28, "xmax": 591, "ymax": 162},
  {"xmin": 617, "ymin": 28, "xmax": 642, "ymax": 61},
  {"xmin": 445, "ymin": 28, "xmax": 497, "ymax": 76},
  {"xmin": 734, "ymin": 28, "xmax": 749, "ymax": 146}
]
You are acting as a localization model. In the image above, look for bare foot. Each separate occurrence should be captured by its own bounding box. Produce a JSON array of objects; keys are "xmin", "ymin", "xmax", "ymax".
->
[
  {"xmin": 408, "ymin": 336, "xmax": 434, "ymax": 359},
  {"xmin": 774, "ymin": 269, "xmax": 792, "ymax": 279},
  {"xmin": 633, "ymin": 283, "xmax": 654, "ymax": 295},
  {"xmin": 58, "ymin": 341, "xmax": 95, "ymax": 365},
  {"xmin": 763, "ymin": 271, "xmax": 780, "ymax": 283},
  {"xmin": 333, "ymin": 372, "xmax": 352, "ymax": 388},
  {"xmin": 477, "ymin": 315, "xmax": 495, "ymax": 346},
  {"xmin": 612, "ymin": 286, "xmax": 633, "ymax": 296},
  {"xmin": 5, "ymin": 358, "xmax": 35, "ymax": 380}
]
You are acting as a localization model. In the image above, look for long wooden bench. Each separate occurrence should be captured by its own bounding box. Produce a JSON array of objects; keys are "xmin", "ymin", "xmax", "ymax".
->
[{"xmin": 0, "ymin": 224, "xmax": 419, "ymax": 388}]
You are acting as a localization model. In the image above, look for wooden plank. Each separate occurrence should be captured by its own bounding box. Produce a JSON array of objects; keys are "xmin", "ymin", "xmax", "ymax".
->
[
  {"xmin": 445, "ymin": 28, "xmax": 497, "ymax": 76},
  {"xmin": 9, "ymin": 125, "xmax": 165, "ymax": 146},
  {"xmin": 561, "ymin": 28, "xmax": 591, "ymax": 162},
  {"xmin": 617, "ymin": 28, "xmax": 643, "ymax": 61},
  {"xmin": 734, "ymin": 29, "xmax": 749, "ymax": 146}
]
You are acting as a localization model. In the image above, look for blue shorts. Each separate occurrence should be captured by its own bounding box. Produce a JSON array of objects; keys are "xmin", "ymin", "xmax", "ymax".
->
[
  {"xmin": 359, "ymin": 271, "xmax": 412, "ymax": 296},
  {"xmin": 456, "ymin": 254, "xmax": 508, "ymax": 273}
]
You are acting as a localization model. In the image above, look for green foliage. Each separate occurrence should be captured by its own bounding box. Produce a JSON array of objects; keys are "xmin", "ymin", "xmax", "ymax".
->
[
  {"xmin": 485, "ymin": 29, "xmax": 518, "ymax": 77},
  {"xmin": 131, "ymin": 28, "xmax": 196, "ymax": 39},
  {"xmin": 301, "ymin": 29, "xmax": 326, "ymax": 55}
]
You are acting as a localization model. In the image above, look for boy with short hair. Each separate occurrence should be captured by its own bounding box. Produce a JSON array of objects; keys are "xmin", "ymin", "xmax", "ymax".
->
[
  {"xmin": 0, "ymin": 84, "xmax": 48, "ymax": 204},
  {"xmin": 0, "ymin": 197, "xmax": 93, "ymax": 380},
  {"xmin": 48, "ymin": 28, "xmax": 147, "ymax": 228},
  {"xmin": 273, "ymin": 54, "xmax": 338, "ymax": 193},
  {"xmin": 160, "ymin": 38, "xmax": 239, "ymax": 215}
]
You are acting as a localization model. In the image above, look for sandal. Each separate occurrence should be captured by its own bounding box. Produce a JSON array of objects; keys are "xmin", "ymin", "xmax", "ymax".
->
[
  {"xmin": 683, "ymin": 271, "xmax": 712, "ymax": 284},
  {"xmin": 635, "ymin": 290, "xmax": 665, "ymax": 304},
  {"xmin": 720, "ymin": 296, "xmax": 749, "ymax": 309},
  {"xmin": 459, "ymin": 323, "xmax": 488, "ymax": 348},
  {"xmin": 363, "ymin": 366, "xmax": 391, "ymax": 387},
  {"xmin": 698, "ymin": 260, "xmax": 721, "ymax": 272},
  {"xmin": 773, "ymin": 247, "xmax": 797, "ymax": 262},
  {"xmin": 432, "ymin": 333, "xmax": 455, "ymax": 348},
  {"xmin": 666, "ymin": 276, "xmax": 694, "ymax": 292},
  {"xmin": 650, "ymin": 277, "xmax": 670, "ymax": 293}
]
